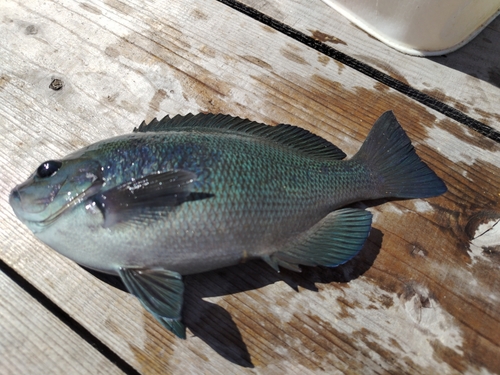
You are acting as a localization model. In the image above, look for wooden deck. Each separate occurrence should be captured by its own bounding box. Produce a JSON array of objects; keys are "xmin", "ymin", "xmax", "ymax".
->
[{"xmin": 1, "ymin": 0, "xmax": 499, "ymax": 373}]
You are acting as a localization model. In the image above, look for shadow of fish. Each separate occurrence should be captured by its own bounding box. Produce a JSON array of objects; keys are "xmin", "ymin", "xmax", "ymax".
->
[{"xmin": 9, "ymin": 111, "xmax": 446, "ymax": 338}]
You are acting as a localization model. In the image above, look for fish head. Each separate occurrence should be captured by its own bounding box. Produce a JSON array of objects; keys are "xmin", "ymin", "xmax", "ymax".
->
[{"xmin": 9, "ymin": 158, "xmax": 103, "ymax": 233}]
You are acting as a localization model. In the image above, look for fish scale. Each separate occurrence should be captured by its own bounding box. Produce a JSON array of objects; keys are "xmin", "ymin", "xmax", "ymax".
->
[{"xmin": 9, "ymin": 111, "xmax": 446, "ymax": 339}]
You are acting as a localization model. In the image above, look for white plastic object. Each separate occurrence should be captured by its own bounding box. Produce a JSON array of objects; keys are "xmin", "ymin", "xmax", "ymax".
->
[{"xmin": 320, "ymin": 0, "xmax": 500, "ymax": 56}]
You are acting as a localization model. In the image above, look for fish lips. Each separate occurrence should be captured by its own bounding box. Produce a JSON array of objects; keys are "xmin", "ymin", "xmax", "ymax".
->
[
  {"xmin": 10, "ymin": 179, "xmax": 104, "ymax": 232},
  {"xmin": 10, "ymin": 185, "xmax": 55, "ymax": 233},
  {"xmin": 9, "ymin": 159, "xmax": 104, "ymax": 230},
  {"xmin": 9, "ymin": 177, "xmax": 62, "ymax": 218}
]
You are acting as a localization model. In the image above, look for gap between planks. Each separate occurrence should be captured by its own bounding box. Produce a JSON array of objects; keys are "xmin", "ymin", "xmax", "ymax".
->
[{"xmin": 0, "ymin": 259, "xmax": 140, "ymax": 375}]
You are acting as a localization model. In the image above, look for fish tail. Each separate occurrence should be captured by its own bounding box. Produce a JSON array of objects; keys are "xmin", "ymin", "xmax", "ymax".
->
[{"xmin": 352, "ymin": 111, "xmax": 447, "ymax": 198}]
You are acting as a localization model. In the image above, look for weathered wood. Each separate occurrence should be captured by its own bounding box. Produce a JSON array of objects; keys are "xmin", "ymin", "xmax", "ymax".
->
[
  {"xmin": 0, "ymin": 0, "xmax": 499, "ymax": 374},
  {"xmin": 0, "ymin": 271, "xmax": 124, "ymax": 375},
  {"xmin": 240, "ymin": 0, "xmax": 500, "ymax": 131}
]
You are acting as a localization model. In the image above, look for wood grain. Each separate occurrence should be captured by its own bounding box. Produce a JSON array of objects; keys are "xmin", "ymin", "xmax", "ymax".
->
[
  {"xmin": 239, "ymin": 0, "xmax": 500, "ymax": 131},
  {"xmin": 0, "ymin": 0, "xmax": 499, "ymax": 374},
  {"xmin": 0, "ymin": 271, "xmax": 124, "ymax": 375}
]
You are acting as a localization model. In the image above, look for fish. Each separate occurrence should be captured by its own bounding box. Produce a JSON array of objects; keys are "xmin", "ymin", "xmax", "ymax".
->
[{"xmin": 9, "ymin": 111, "xmax": 446, "ymax": 338}]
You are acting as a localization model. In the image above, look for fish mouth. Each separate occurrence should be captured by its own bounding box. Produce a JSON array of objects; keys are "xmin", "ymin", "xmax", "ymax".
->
[
  {"xmin": 10, "ymin": 184, "xmax": 61, "ymax": 215},
  {"xmin": 17, "ymin": 179, "xmax": 104, "ymax": 229},
  {"xmin": 10, "ymin": 172, "xmax": 65, "ymax": 217}
]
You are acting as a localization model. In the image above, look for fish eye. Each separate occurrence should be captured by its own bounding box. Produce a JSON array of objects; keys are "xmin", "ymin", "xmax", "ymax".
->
[{"xmin": 36, "ymin": 160, "xmax": 62, "ymax": 178}]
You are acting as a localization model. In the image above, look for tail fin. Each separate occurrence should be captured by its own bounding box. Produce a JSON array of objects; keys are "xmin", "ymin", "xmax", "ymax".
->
[{"xmin": 352, "ymin": 111, "xmax": 447, "ymax": 199}]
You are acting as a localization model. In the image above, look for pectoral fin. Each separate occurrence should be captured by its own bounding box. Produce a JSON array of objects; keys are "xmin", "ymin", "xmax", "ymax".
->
[
  {"xmin": 264, "ymin": 208, "xmax": 372, "ymax": 272},
  {"xmin": 93, "ymin": 170, "xmax": 212, "ymax": 227},
  {"xmin": 118, "ymin": 267, "xmax": 186, "ymax": 339}
]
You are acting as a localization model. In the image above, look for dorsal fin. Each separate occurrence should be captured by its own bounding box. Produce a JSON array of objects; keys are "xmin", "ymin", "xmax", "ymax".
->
[{"xmin": 133, "ymin": 113, "xmax": 346, "ymax": 160}]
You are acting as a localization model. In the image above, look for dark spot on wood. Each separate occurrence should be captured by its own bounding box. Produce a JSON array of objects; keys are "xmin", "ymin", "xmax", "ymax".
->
[
  {"xmin": 240, "ymin": 55, "xmax": 273, "ymax": 70},
  {"xmin": 191, "ymin": 9, "xmax": 209, "ymax": 20},
  {"xmin": 171, "ymin": 65, "xmax": 234, "ymax": 114},
  {"xmin": 106, "ymin": 93, "xmax": 119, "ymax": 102},
  {"xmin": 454, "ymin": 101, "xmax": 469, "ymax": 114},
  {"xmin": 378, "ymin": 294, "xmax": 394, "ymax": 309},
  {"xmin": 335, "ymin": 296, "xmax": 355, "ymax": 318},
  {"xmin": 49, "ymin": 79, "xmax": 64, "ymax": 91},
  {"xmin": 317, "ymin": 54, "xmax": 330, "ymax": 67},
  {"xmin": 104, "ymin": 46, "xmax": 120, "ymax": 58},
  {"xmin": 80, "ymin": 3, "xmax": 102, "ymax": 15},
  {"xmin": 24, "ymin": 24, "xmax": 37, "ymax": 35},
  {"xmin": 199, "ymin": 45, "xmax": 216, "ymax": 58},
  {"xmin": 334, "ymin": 60, "xmax": 344, "ymax": 74},
  {"xmin": 420, "ymin": 296, "xmax": 431, "ymax": 308},
  {"xmin": 374, "ymin": 81, "xmax": 389, "ymax": 92},
  {"xmin": 260, "ymin": 24, "xmax": 277, "ymax": 33},
  {"xmin": 0, "ymin": 75, "xmax": 11, "ymax": 90},
  {"xmin": 310, "ymin": 74, "xmax": 344, "ymax": 97},
  {"xmin": 389, "ymin": 337, "xmax": 404, "ymax": 352},
  {"xmin": 280, "ymin": 48, "xmax": 309, "ymax": 66},
  {"xmin": 408, "ymin": 243, "xmax": 428, "ymax": 258},
  {"xmin": 438, "ymin": 117, "xmax": 499, "ymax": 152},
  {"xmin": 353, "ymin": 327, "xmax": 377, "ymax": 340},
  {"xmin": 148, "ymin": 89, "xmax": 167, "ymax": 111},
  {"xmin": 104, "ymin": 0, "xmax": 134, "ymax": 15},
  {"xmin": 309, "ymin": 30, "xmax": 347, "ymax": 45}
]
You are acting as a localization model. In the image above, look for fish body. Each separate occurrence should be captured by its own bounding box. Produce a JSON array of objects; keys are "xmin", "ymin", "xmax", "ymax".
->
[{"xmin": 9, "ymin": 111, "xmax": 446, "ymax": 338}]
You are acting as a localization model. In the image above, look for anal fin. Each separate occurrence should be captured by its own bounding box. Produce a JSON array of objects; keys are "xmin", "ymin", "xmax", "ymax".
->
[{"xmin": 266, "ymin": 208, "xmax": 372, "ymax": 272}]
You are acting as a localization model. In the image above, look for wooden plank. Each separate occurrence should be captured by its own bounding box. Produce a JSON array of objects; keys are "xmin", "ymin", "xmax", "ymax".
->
[
  {"xmin": 1, "ymin": 0, "xmax": 499, "ymax": 374},
  {"xmin": 239, "ymin": 0, "xmax": 500, "ymax": 132},
  {"xmin": 0, "ymin": 270, "xmax": 124, "ymax": 375}
]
